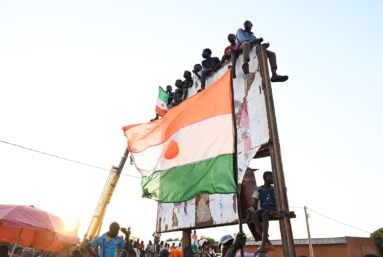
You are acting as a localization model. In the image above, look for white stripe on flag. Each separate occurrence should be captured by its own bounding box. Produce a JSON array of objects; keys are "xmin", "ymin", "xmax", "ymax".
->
[{"xmin": 132, "ymin": 113, "xmax": 234, "ymax": 176}]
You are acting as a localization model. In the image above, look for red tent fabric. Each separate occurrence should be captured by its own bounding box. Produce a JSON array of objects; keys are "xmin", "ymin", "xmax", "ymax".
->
[{"xmin": 0, "ymin": 205, "xmax": 80, "ymax": 252}]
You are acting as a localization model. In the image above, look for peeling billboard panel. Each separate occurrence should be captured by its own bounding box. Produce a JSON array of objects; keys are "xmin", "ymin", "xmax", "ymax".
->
[{"xmin": 156, "ymin": 47, "xmax": 269, "ymax": 232}]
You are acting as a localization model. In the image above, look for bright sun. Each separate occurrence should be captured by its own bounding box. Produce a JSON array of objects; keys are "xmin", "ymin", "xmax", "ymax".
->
[{"xmin": 64, "ymin": 216, "xmax": 79, "ymax": 231}]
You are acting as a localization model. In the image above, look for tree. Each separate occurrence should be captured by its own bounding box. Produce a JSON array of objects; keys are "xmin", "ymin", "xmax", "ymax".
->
[
  {"xmin": 199, "ymin": 236, "xmax": 216, "ymax": 243},
  {"xmin": 246, "ymin": 233, "xmax": 254, "ymax": 241},
  {"xmin": 173, "ymin": 238, "xmax": 179, "ymax": 241},
  {"xmin": 370, "ymin": 228, "xmax": 383, "ymax": 253},
  {"xmin": 166, "ymin": 238, "xmax": 173, "ymax": 242}
]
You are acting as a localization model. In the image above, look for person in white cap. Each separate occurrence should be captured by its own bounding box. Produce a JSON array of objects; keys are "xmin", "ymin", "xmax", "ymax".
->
[{"xmin": 218, "ymin": 233, "xmax": 249, "ymax": 257}]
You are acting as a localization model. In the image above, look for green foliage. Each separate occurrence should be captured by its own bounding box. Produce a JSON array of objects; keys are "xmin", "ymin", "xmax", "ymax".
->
[
  {"xmin": 166, "ymin": 238, "xmax": 173, "ymax": 241},
  {"xmin": 371, "ymin": 228, "xmax": 383, "ymax": 251},
  {"xmin": 173, "ymin": 238, "xmax": 179, "ymax": 241},
  {"xmin": 233, "ymin": 233, "xmax": 253, "ymax": 241},
  {"xmin": 246, "ymin": 234, "xmax": 254, "ymax": 241},
  {"xmin": 199, "ymin": 235, "xmax": 216, "ymax": 243}
]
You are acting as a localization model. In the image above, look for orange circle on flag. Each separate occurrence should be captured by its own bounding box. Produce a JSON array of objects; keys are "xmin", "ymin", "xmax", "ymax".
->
[{"xmin": 164, "ymin": 140, "xmax": 179, "ymax": 160}]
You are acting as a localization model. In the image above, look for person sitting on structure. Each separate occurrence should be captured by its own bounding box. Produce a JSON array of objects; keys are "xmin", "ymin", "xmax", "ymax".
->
[
  {"xmin": 192, "ymin": 64, "xmax": 202, "ymax": 83},
  {"xmin": 246, "ymin": 171, "xmax": 276, "ymax": 253},
  {"xmin": 221, "ymin": 34, "xmax": 238, "ymax": 78},
  {"xmin": 166, "ymin": 85, "xmax": 174, "ymax": 105},
  {"xmin": 182, "ymin": 71, "xmax": 193, "ymax": 100},
  {"xmin": 218, "ymin": 232, "xmax": 246, "ymax": 257},
  {"xmin": 85, "ymin": 222, "xmax": 131, "ymax": 257},
  {"xmin": 236, "ymin": 20, "xmax": 288, "ymax": 82},
  {"xmin": 200, "ymin": 48, "xmax": 221, "ymax": 90},
  {"xmin": 172, "ymin": 80, "xmax": 183, "ymax": 106}
]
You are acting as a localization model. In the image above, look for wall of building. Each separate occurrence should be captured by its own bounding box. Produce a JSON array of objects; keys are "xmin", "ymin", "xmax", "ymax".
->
[
  {"xmin": 243, "ymin": 237, "xmax": 381, "ymax": 257},
  {"xmin": 245, "ymin": 244, "xmax": 348, "ymax": 257},
  {"xmin": 346, "ymin": 237, "xmax": 381, "ymax": 257}
]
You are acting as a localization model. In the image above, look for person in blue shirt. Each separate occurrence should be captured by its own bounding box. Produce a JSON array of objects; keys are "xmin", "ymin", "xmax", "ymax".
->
[
  {"xmin": 236, "ymin": 20, "xmax": 288, "ymax": 83},
  {"xmin": 246, "ymin": 171, "xmax": 276, "ymax": 253},
  {"xmin": 200, "ymin": 48, "xmax": 221, "ymax": 91},
  {"xmin": 86, "ymin": 222, "xmax": 131, "ymax": 257}
]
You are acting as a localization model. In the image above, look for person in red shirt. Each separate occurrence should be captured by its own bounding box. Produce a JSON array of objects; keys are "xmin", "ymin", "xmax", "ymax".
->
[
  {"xmin": 221, "ymin": 34, "xmax": 237, "ymax": 78},
  {"xmin": 138, "ymin": 241, "xmax": 145, "ymax": 257}
]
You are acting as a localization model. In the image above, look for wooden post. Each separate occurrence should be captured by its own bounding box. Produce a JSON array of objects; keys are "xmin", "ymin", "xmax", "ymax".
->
[
  {"xmin": 182, "ymin": 229, "xmax": 192, "ymax": 249},
  {"xmin": 257, "ymin": 43, "xmax": 296, "ymax": 257},
  {"xmin": 304, "ymin": 206, "xmax": 314, "ymax": 257}
]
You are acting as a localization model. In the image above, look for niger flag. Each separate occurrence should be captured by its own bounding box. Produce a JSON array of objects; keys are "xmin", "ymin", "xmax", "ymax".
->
[
  {"xmin": 123, "ymin": 70, "xmax": 237, "ymax": 203},
  {"xmin": 155, "ymin": 86, "xmax": 168, "ymax": 116}
]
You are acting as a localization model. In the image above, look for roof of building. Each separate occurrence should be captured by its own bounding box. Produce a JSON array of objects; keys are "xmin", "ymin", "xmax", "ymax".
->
[{"xmin": 246, "ymin": 237, "xmax": 347, "ymax": 246}]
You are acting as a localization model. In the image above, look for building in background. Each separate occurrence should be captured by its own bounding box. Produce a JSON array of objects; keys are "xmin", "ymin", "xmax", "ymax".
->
[{"xmin": 244, "ymin": 237, "xmax": 381, "ymax": 257}]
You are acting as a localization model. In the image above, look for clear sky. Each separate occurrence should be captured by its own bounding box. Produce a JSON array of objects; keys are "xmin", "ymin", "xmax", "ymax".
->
[{"xmin": 1, "ymin": 0, "xmax": 383, "ymax": 246}]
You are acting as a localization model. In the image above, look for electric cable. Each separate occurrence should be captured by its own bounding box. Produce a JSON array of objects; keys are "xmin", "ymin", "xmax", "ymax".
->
[
  {"xmin": 0, "ymin": 139, "xmax": 141, "ymax": 179},
  {"xmin": 290, "ymin": 206, "xmax": 371, "ymax": 234}
]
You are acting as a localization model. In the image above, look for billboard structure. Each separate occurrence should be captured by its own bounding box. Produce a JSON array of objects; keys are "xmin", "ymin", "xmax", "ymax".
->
[{"xmin": 156, "ymin": 46, "xmax": 270, "ymax": 232}]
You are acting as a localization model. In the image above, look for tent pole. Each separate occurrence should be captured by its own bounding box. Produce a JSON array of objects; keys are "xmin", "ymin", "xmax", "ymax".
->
[{"xmin": 10, "ymin": 228, "xmax": 23, "ymax": 257}]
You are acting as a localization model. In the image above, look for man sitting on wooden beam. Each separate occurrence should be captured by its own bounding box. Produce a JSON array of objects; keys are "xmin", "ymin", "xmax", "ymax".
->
[
  {"xmin": 246, "ymin": 171, "xmax": 276, "ymax": 253},
  {"xmin": 236, "ymin": 20, "xmax": 288, "ymax": 82}
]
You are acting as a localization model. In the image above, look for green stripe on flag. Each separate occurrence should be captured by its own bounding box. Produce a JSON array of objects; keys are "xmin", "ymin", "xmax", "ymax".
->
[
  {"xmin": 158, "ymin": 86, "xmax": 169, "ymax": 103},
  {"xmin": 141, "ymin": 154, "xmax": 237, "ymax": 203}
]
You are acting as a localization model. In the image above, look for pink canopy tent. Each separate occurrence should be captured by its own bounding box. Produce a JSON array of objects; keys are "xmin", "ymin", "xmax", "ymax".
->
[{"xmin": 0, "ymin": 205, "xmax": 80, "ymax": 254}]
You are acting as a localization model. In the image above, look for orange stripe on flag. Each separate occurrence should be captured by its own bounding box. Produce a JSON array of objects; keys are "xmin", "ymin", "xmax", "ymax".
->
[
  {"xmin": 123, "ymin": 69, "xmax": 232, "ymax": 153},
  {"xmin": 155, "ymin": 106, "xmax": 167, "ymax": 117}
]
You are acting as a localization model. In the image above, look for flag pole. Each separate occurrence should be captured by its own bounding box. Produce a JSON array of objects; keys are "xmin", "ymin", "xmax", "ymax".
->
[{"xmin": 229, "ymin": 68, "xmax": 244, "ymax": 257}]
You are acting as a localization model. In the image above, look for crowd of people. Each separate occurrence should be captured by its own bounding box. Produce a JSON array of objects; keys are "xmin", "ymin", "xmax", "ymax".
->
[
  {"xmin": 0, "ymin": 244, "xmax": 58, "ymax": 257},
  {"xmin": 79, "ymin": 224, "xmax": 251, "ymax": 257},
  {"xmin": 0, "ymin": 171, "xmax": 277, "ymax": 257},
  {"xmin": 151, "ymin": 19, "xmax": 289, "ymax": 121},
  {"xmin": 80, "ymin": 226, "xmax": 220, "ymax": 257}
]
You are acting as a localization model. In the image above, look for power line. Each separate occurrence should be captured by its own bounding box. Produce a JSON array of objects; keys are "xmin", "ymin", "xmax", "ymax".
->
[
  {"xmin": 290, "ymin": 206, "xmax": 371, "ymax": 234},
  {"xmin": 0, "ymin": 139, "xmax": 141, "ymax": 179}
]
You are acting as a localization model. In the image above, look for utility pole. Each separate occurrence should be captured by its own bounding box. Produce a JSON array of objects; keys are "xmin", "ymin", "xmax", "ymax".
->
[{"xmin": 304, "ymin": 206, "xmax": 314, "ymax": 257}]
